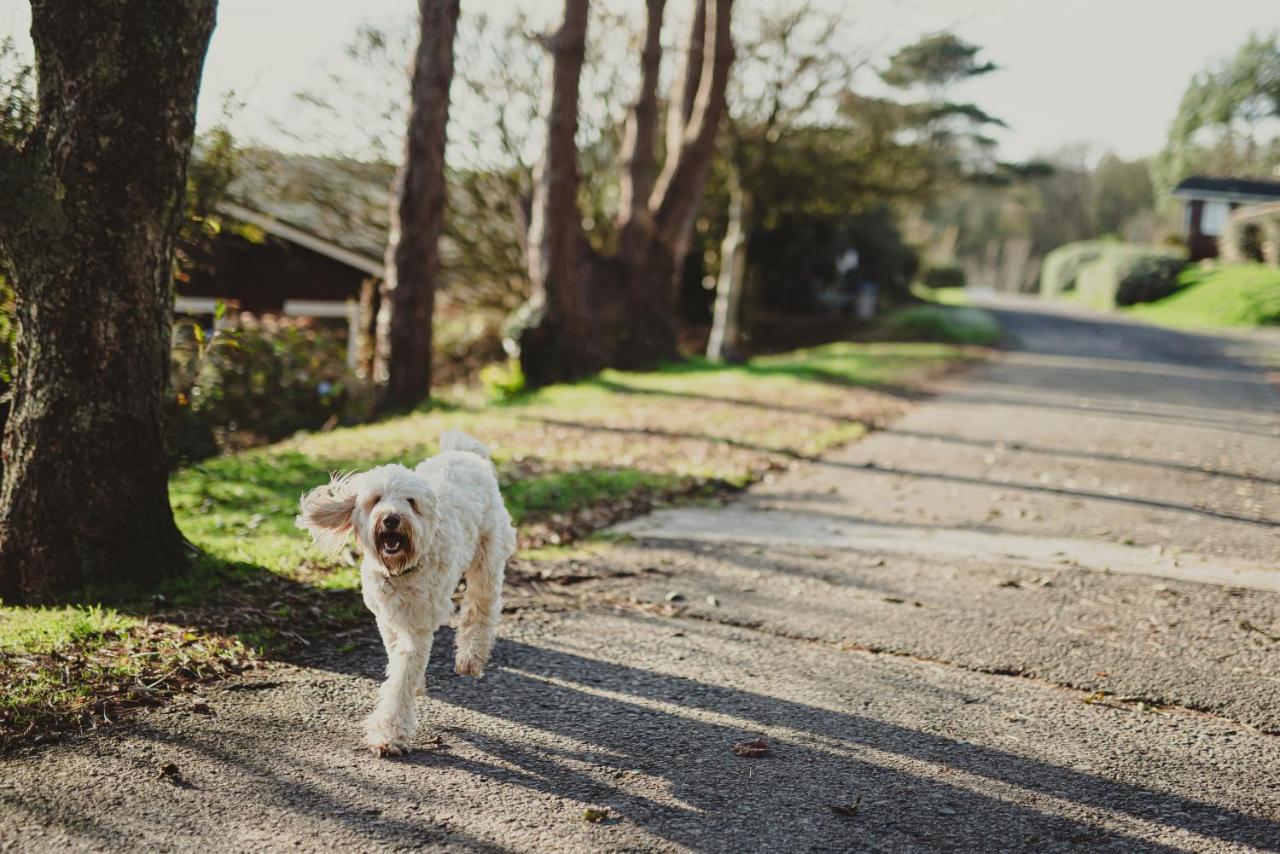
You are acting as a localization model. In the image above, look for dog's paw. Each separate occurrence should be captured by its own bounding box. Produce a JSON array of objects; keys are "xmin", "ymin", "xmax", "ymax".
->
[
  {"xmin": 365, "ymin": 717, "xmax": 413, "ymax": 757},
  {"xmin": 368, "ymin": 739, "xmax": 412, "ymax": 758},
  {"xmin": 454, "ymin": 654, "xmax": 486, "ymax": 678}
]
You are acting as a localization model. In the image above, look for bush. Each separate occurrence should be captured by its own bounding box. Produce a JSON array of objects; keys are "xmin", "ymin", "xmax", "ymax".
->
[
  {"xmin": 1113, "ymin": 254, "xmax": 1187, "ymax": 306},
  {"xmin": 883, "ymin": 306, "xmax": 1002, "ymax": 345},
  {"xmin": 1075, "ymin": 245, "xmax": 1186, "ymax": 308},
  {"xmin": 920, "ymin": 264, "xmax": 966, "ymax": 290},
  {"xmin": 1040, "ymin": 242, "xmax": 1107, "ymax": 297},
  {"xmin": 171, "ymin": 313, "xmax": 373, "ymax": 460}
]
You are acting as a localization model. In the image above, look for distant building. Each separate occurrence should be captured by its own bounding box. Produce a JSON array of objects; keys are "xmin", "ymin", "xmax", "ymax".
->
[{"xmin": 1172, "ymin": 176, "xmax": 1280, "ymax": 261}]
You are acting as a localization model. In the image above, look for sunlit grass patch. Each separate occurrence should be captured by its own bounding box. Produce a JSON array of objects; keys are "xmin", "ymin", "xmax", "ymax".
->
[
  {"xmin": 0, "ymin": 604, "xmax": 135, "ymax": 653},
  {"xmin": 1128, "ymin": 264, "xmax": 1280, "ymax": 329},
  {"xmin": 882, "ymin": 306, "xmax": 1003, "ymax": 346}
]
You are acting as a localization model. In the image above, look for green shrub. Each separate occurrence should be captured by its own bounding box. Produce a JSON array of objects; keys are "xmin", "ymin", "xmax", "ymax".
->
[
  {"xmin": 171, "ymin": 314, "xmax": 373, "ymax": 459},
  {"xmin": 1040, "ymin": 241, "xmax": 1107, "ymax": 297},
  {"xmin": 920, "ymin": 263, "xmax": 966, "ymax": 290},
  {"xmin": 479, "ymin": 358, "xmax": 526, "ymax": 400},
  {"xmin": 1114, "ymin": 254, "xmax": 1187, "ymax": 306},
  {"xmin": 1066, "ymin": 244, "xmax": 1186, "ymax": 309},
  {"xmin": 883, "ymin": 305, "xmax": 1001, "ymax": 345}
]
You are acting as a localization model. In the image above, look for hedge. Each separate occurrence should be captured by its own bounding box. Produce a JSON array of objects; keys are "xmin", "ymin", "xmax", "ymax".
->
[{"xmin": 1042, "ymin": 241, "xmax": 1186, "ymax": 308}]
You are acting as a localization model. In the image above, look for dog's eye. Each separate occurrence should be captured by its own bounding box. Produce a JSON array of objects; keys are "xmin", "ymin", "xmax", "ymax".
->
[
  {"xmin": 368, "ymin": 494, "xmax": 381, "ymax": 507},
  {"xmin": 407, "ymin": 497, "xmax": 417, "ymax": 512}
]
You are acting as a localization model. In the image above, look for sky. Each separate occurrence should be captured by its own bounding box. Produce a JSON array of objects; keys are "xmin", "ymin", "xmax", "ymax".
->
[{"xmin": 1, "ymin": 0, "xmax": 1277, "ymax": 163}]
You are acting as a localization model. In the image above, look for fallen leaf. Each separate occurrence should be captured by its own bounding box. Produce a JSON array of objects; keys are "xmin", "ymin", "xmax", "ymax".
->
[
  {"xmin": 732, "ymin": 738, "xmax": 771, "ymax": 758},
  {"xmin": 881, "ymin": 597, "xmax": 905, "ymax": 604},
  {"xmin": 582, "ymin": 807, "xmax": 610, "ymax": 823},
  {"xmin": 158, "ymin": 763, "xmax": 186, "ymax": 786},
  {"xmin": 191, "ymin": 701, "xmax": 215, "ymax": 716}
]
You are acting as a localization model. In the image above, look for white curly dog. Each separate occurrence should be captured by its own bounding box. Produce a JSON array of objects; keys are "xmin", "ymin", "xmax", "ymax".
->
[{"xmin": 296, "ymin": 430, "xmax": 516, "ymax": 757}]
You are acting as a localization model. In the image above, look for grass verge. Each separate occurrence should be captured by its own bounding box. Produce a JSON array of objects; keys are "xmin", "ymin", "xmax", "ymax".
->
[
  {"xmin": 0, "ymin": 339, "xmax": 984, "ymax": 750},
  {"xmin": 1128, "ymin": 264, "xmax": 1280, "ymax": 329}
]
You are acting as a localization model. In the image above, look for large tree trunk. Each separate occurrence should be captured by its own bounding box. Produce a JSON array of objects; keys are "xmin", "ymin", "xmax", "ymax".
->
[
  {"xmin": 706, "ymin": 174, "xmax": 750, "ymax": 361},
  {"xmin": 375, "ymin": 0, "xmax": 459, "ymax": 411},
  {"xmin": 0, "ymin": 0, "xmax": 218, "ymax": 603},
  {"xmin": 616, "ymin": 0, "xmax": 735, "ymax": 369},
  {"xmin": 516, "ymin": 0, "xmax": 603, "ymax": 388},
  {"xmin": 519, "ymin": 0, "xmax": 734, "ymax": 383}
]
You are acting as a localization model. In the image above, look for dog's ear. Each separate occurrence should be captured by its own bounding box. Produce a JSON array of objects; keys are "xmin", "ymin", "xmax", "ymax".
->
[{"xmin": 296, "ymin": 472, "xmax": 357, "ymax": 554}]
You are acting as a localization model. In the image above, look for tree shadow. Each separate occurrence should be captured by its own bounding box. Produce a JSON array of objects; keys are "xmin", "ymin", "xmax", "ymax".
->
[
  {"xmin": 374, "ymin": 627, "xmax": 1274, "ymax": 850},
  {"xmin": 880, "ymin": 428, "xmax": 1280, "ymax": 488},
  {"xmin": 809, "ymin": 459, "xmax": 1278, "ymax": 529},
  {"xmin": 60, "ymin": 619, "xmax": 1274, "ymax": 852}
]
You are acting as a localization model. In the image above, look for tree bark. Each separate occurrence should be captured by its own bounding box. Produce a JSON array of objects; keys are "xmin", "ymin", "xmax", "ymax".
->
[
  {"xmin": 706, "ymin": 172, "xmax": 750, "ymax": 361},
  {"xmin": 0, "ymin": 0, "xmax": 218, "ymax": 603},
  {"xmin": 617, "ymin": 0, "xmax": 666, "ymax": 229},
  {"xmin": 614, "ymin": 0, "xmax": 734, "ymax": 368},
  {"xmin": 516, "ymin": 0, "xmax": 603, "ymax": 388},
  {"xmin": 375, "ymin": 0, "xmax": 460, "ymax": 411},
  {"xmin": 518, "ymin": 0, "xmax": 734, "ymax": 383}
]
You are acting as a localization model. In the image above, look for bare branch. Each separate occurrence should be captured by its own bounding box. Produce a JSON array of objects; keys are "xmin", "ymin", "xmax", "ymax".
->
[
  {"xmin": 665, "ymin": 0, "xmax": 706, "ymax": 162},
  {"xmin": 617, "ymin": 0, "xmax": 666, "ymax": 229},
  {"xmin": 651, "ymin": 0, "xmax": 735, "ymax": 246}
]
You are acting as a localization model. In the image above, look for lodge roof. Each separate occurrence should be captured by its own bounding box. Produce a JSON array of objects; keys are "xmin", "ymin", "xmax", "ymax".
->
[{"xmin": 1171, "ymin": 175, "xmax": 1280, "ymax": 203}]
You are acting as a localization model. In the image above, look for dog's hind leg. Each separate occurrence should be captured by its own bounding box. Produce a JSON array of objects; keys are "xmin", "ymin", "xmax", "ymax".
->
[
  {"xmin": 365, "ymin": 628, "xmax": 432, "ymax": 757},
  {"xmin": 454, "ymin": 523, "xmax": 513, "ymax": 677}
]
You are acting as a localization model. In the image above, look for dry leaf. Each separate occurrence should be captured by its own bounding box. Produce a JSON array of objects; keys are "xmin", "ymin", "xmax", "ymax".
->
[{"xmin": 732, "ymin": 738, "xmax": 770, "ymax": 758}]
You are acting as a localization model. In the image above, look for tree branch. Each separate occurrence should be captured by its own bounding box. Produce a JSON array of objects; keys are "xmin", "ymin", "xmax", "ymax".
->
[
  {"xmin": 617, "ymin": 0, "xmax": 666, "ymax": 229},
  {"xmin": 651, "ymin": 0, "xmax": 734, "ymax": 245},
  {"xmin": 665, "ymin": 0, "xmax": 706, "ymax": 162}
]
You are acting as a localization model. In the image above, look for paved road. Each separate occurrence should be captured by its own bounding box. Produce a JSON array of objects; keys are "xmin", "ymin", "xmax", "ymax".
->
[{"xmin": 3, "ymin": 299, "xmax": 1279, "ymax": 852}]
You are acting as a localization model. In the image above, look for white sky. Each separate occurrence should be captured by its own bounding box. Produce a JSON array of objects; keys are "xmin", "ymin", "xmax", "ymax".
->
[{"xmin": 1, "ymin": 0, "xmax": 1277, "ymax": 162}]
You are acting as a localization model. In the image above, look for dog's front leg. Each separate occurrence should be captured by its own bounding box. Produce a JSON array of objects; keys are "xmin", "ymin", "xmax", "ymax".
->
[{"xmin": 365, "ymin": 628, "xmax": 432, "ymax": 757}]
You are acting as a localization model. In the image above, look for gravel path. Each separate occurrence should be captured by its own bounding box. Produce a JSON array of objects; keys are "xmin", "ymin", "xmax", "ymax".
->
[{"xmin": 3, "ymin": 298, "xmax": 1279, "ymax": 852}]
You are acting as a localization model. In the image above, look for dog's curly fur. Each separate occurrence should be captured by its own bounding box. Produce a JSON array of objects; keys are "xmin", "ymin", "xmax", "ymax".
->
[{"xmin": 296, "ymin": 430, "xmax": 516, "ymax": 756}]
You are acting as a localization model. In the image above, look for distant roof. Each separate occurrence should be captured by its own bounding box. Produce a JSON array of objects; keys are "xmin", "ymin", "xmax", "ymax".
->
[
  {"xmin": 1171, "ymin": 176, "xmax": 1280, "ymax": 203},
  {"xmin": 218, "ymin": 201, "xmax": 385, "ymax": 278},
  {"xmin": 227, "ymin": 149, "xmax": 395, "ymax": 260}
]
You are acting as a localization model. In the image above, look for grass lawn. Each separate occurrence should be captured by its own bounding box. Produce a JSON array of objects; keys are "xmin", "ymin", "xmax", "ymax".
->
[
  {"xmin": 1128, "ymin": 264, "xmax": 1280, "ymax": 329},
  {"xmin": 0, "ymin": 340, "xmax": 982, "ymax": 750}
]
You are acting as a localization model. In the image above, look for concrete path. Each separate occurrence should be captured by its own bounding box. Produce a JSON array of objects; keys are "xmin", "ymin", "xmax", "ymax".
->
[{"xmin": 3, "ymin": 299, "xmax": 1280, "ymax": 852}]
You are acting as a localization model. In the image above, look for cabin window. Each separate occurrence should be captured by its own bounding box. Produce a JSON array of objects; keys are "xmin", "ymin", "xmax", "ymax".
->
[{"xmin": 1200, "ymin": 200, "xmax": 1229, "ymax": 236}]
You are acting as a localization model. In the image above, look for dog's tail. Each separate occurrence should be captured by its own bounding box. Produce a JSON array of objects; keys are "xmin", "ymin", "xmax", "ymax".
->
[{"xmin": 440, "ymin": 429, "xmax": 491, "ymax": 459}]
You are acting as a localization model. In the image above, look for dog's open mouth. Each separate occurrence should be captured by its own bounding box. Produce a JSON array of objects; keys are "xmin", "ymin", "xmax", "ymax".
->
[{"xmin": 377, "ymin": 531, "xmax": 406, "ymax": 555}]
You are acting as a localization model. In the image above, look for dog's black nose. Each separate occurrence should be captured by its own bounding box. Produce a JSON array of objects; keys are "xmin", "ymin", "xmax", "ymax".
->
[{"xmin": 383, "ymin": 514, "xmax": 400, "ymax": 530}]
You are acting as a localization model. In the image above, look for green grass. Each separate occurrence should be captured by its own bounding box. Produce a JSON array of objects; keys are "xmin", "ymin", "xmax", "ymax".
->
[
  {"xmin": 20, "ymin": 341, "xmax": 976, "ymax": 614},
  {"xmin": 0, "ymin": 605, "xmax": 135, "ymax": 653},
  {"xmin": 0, "ymin": 339, "xmax": 980, "ymax": 746},
  {"xmin": 1128, "ymin": 264, "xmax": 1280, "ymax": 329},
  {"xmin": 911, "ymin": 283, "xmax": 970, "ymax": 306},
  {"xmin": 882, "ymin": 306, "xmax": 1002, "ymax": 345}
]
